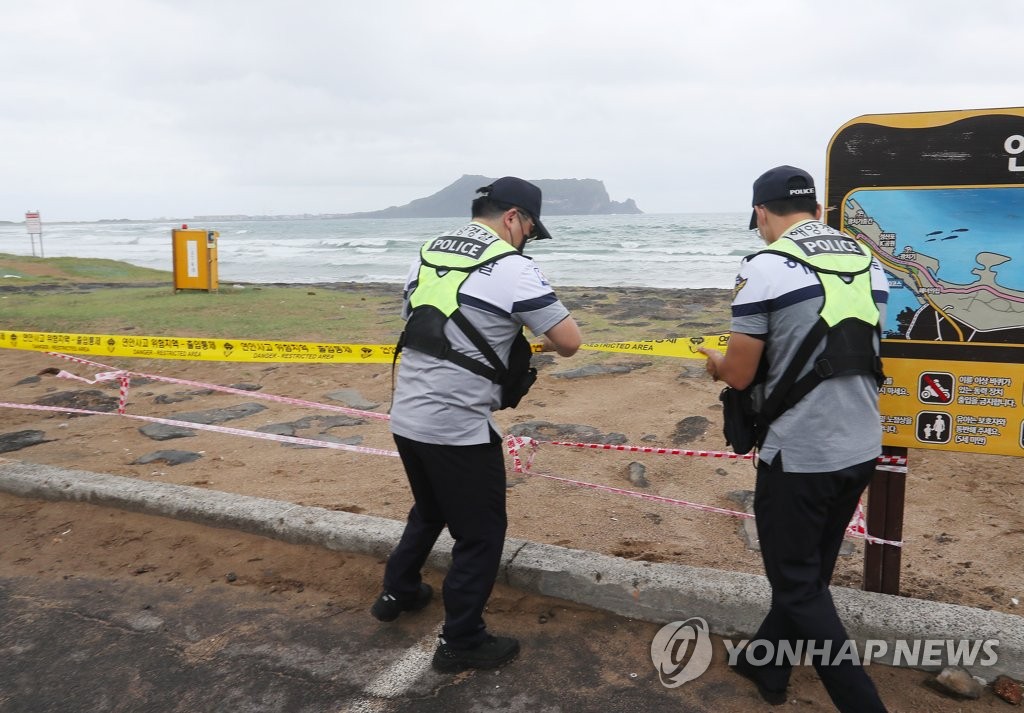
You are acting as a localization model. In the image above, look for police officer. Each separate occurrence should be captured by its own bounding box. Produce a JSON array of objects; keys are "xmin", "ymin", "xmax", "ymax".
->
[
  {"xmin": 371, "ymin": 177, "xmax": 582, "ymax": 673},
  {"xmin": 699, "ymin": 166, "xmax": 889, "ymax": 712}
]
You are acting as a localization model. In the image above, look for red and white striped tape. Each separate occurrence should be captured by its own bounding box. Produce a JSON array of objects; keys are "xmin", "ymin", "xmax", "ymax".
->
[
  {"xmin": 551, "ymin": 440, "xmax": 755, "ymax": 460},
  {"xmin": 45, "ymin": 352, "xmax": 391, "ymax": 421},
  {"xmin": 540, "ymin": 437, "xmax": 908, "ymax": 468},
  {"xmin": 504, "ymin": 436, "xmax": 904, "ymax": 547}
]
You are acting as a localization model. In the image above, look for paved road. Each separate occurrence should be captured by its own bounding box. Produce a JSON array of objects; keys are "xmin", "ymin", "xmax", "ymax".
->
[{"xmin": 0, "ymin": 566, "xmax": 765, "ymax": 713}]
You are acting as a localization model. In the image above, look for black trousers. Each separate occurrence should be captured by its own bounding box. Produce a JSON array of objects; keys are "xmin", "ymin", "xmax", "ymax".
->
[
  {"xmin": 749, "ymin": 454, "xmax": 887, "ymax": 713},
  {"xmin": 384, "ymin": 432, "xmax": 507, "ymax": 649}
]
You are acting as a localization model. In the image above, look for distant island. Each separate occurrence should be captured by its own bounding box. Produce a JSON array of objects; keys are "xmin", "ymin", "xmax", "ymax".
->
[
  {"xmin": 194, "ymin": 175, "xmax": 641, "ymax": 222},
  {"xmin": 335, "ymin": 175, "xmax": 641, "ymax": 218}
]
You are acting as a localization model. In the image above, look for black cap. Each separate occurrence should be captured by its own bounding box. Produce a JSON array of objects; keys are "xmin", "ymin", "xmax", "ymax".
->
[
  {"xmin": 748, "ymin": 165, "xmax": 816, "ymax": 230},
  {"xmin": 477, "ymin": 176, "xmax": 552, "ymax": 240}
]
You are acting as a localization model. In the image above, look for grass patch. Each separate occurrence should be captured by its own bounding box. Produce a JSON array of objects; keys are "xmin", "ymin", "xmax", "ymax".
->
[
  {"xmin": 2, "ymin": 286, "xmax": 404, "ymax": 343},
  {"xmin": 0, "ymin": 255, "xmax": 405, "ymax": 343},
  {"xmin": 0, "ymin": 253, "xmax": 170, "ymax": 284}
]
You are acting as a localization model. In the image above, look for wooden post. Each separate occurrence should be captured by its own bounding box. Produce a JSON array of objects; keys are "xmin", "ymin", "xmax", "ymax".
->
[
  {"xmin": 864, "ymin": 448, "xmax": 905, "ymax": 594},
  {"xmin": 863, "ymin": 445, "xmax": 907, "ymax": 594}
]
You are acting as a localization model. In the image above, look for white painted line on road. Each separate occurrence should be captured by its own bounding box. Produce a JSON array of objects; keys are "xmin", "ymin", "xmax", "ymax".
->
[
  {"xmin": 343, "ymin": 698, "xmax": 386, "ymax": 713},
  {"xmin": 342, "ymin": 631, "xmax": 438, "ymax": 712},
  {"xmin": 364, "ymin": 631, "xmax": 437, "ymax": 696}
]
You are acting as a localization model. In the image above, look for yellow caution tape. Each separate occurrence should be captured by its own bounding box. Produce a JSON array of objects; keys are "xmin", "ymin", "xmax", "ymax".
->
[
  {"xmin": 581, "ymin": 335, "xmax": 729, "ymax": 359},
  {"xmin": 0, "ymin": 330, "xmax": 397, "ymax": 364},
  {"xmin": 0, "ymin": 329, "xmax": 730, "ymax": 364}
]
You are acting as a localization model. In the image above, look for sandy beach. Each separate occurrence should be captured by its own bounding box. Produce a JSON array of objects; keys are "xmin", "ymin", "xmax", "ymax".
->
[{"xmin": 1, "ymin": 279, "xmax": 1021, "ymax": 618}]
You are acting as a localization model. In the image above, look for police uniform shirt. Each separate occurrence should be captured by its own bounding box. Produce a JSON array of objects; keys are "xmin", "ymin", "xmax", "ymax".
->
[
  {"xmin": 390, "ymin": 224, "xmax": 571, "ymax": 446},
  {"xmin": 731, "ymin": 220, "xmax": 890, "ymax": 472}
]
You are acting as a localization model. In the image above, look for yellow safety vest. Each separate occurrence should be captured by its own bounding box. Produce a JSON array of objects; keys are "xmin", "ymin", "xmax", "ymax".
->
[
  {"xmin": 753, "ymin": 225, "xmax": 883, "ymax": 434},
  {"xmin": 397, "ymin": 226, "xmax": 528, "ymax": 394},
  {"xmin": 408, "ymin": 227, "xmax": 519, "ymax": 318},
  {"xmin": 760, "ymin": 229, "xmax": 879, "ymax": 329}
]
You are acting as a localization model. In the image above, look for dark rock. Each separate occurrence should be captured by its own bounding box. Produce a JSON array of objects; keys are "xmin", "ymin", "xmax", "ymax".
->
[
  {"xmin": 552, "ymin": 362, "xmax": 650, "ymax": 380},
  {"xmin": 675, "ymin": 364, "xmax": 706, "ymax": 380},
  {"xmin": 324, "ymin": 389, "xmax": 380, "ymax": 410},
  {"xmin": 138, "ymin": 424, "xmax": 197, "ymax": 441},
  {"xmin": 33, "ymin": 389, "xmax": 119, "ymax": 414},
  {"xmin": 154, "ymin": 393, "xmax": 193, "ymax": 405},
  {"xmin": 133, "ymin": 450, "xmax": 203, "ymax": 466},
  {"xmin": 316, "ymin": 415, "xmax": 366, "ymax": 428},
  {"xmin": 671, "ymin": 416, "xmax": 710, "ymax": 444},
  {"xmin": 0, "ymin": 430, "xmax": 54, "ymax": 453},
  {"xmin": 508, "ymin": 420, "xmax": 623, "ymax": 445},
  {"xmin": 229, "ymin": 383, "xmax": 262, "ymax": 391},
  {"xmin": 531, "ymin": 353, "xmax": 556, "ymax": 370},
  {"xmin": 627, "ymin": 462, "xmax": 649, "ymax": 488},
  {"xmin": 256, "ymin": 423, "xmax": 296, "ymax": 437},
  {"xmin": 172, "ymin": 403, "xmax": 266, "ymax": 425}
]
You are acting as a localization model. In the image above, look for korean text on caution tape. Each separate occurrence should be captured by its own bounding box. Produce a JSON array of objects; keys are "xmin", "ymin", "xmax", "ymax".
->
[{"xmin": 1, "ymin": 330, "xmax": 731, "ymax": 363}]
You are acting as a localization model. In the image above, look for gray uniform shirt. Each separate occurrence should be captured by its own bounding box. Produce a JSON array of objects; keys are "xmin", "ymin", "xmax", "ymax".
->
[
  {"xmin": 390, "ymin": 223, "xmax": 570, "ymax": 446},
  {"xmin": 731, "ymin": 220, "xmax": 890, "ymax": 472}
]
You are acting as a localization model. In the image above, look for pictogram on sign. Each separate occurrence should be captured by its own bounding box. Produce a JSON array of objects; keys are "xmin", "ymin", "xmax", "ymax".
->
[
  {"xmin": 918, "ymin": 372, "xmax": 954, "ymax": 404},
  {"xmin": 916, "ymin": 411, "xmax": 952, "ymax": 444}
]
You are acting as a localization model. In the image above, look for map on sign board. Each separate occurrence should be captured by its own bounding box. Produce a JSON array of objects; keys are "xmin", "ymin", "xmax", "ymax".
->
[{"xmin": 843, "ymin": 187, "xmax": 1024, "ymax": 344}]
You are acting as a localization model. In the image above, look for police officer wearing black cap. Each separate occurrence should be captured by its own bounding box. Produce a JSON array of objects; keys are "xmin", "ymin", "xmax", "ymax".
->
[
  {"xmin": 700, "ymin": 166, "xmax": 889, "ymax": 711},
  {"xmin": 371, "ymin": 176, "xmax": 582, "ymax": 673}
]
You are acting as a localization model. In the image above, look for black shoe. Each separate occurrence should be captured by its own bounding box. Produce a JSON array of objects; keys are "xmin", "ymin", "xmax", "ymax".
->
[
  {"xmin": 431, "ymin": 635, "xmax": 520, "ymax": 673},
  {"xmin": 732, "ymin": 657, "xmax": 787, "ymax": 706},
  {"xmin": 370, "ymin": 583, "xmax": 433, "ymax": 622}
]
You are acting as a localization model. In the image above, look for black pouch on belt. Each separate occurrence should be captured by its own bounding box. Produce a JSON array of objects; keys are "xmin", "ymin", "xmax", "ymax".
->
[{"xmin": 719, "ymin": 384, "xmax": 763, "ymax": 455}]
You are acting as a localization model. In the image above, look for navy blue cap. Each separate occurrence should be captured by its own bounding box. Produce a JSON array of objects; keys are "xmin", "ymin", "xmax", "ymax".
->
[
  {"xmin": 477, "ymin": 177, "xmax": 552, "ymax": 240},
  {"xmin": 749, "ymin": 165, "xmax": 816, "ymax": 230}
]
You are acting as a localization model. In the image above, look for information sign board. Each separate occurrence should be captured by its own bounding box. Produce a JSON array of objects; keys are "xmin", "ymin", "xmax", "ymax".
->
[{"xmin": 827, "ymin": 108, "xmax": 1024, "ymax": 455}]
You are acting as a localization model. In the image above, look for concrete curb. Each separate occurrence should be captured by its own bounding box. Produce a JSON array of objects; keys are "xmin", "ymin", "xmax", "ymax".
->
[{"xmin": 1, "ymin": 457, "xmax": 1020, "ymax": 681}]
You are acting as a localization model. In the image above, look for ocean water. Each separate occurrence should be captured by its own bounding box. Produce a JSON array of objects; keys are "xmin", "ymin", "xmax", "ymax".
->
[{"xmin": 0, "ymin": 213, "xmax": 756, "ymax": 290}]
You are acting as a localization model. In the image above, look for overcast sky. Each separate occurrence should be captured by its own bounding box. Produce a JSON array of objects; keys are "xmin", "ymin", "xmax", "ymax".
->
[{"xmin": 2, "ymin": 1, "xmax": 1020, "ymax": 221}]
